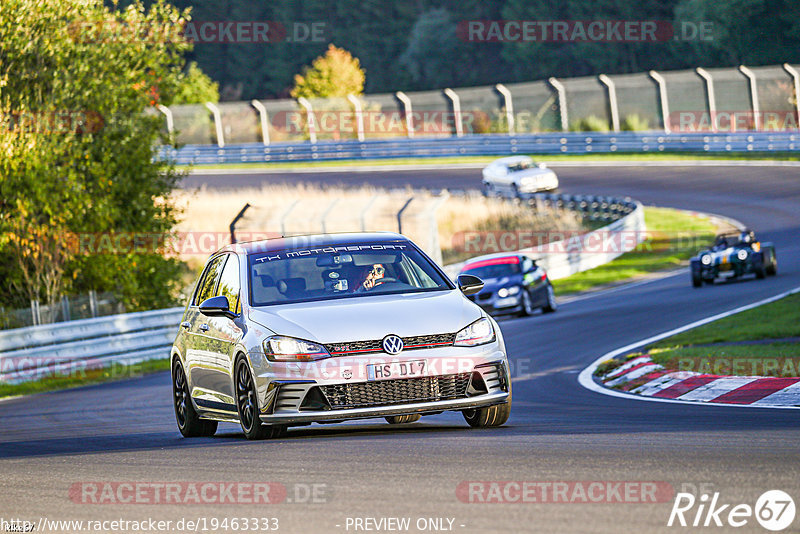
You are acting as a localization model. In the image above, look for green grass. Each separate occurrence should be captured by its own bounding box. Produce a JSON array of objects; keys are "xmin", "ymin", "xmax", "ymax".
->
[
  {"xmin": 551, "ymin": 207, "xmax": 718, "ymax": 295},
  {"xmin": 177, "ymin": 151, "xmax": 800, "ymax": 171},
  {"xmin": 0, "ymin": 358, "xmax": 170, "ymax": 399},
  {"xmin": 649, "ymin": 344, "xmax": 800, "ymax": 378},
  {"xmin": 643, "ymin": 292, "xmax": 800, "ymax": 377},
  {"xmin": 650, "ymin": 293, "xmax": 800, "ymax": 348}
]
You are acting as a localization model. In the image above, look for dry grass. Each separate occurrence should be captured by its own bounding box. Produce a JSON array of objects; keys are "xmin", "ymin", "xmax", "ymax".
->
[{"xmin": 173, "ymin": 185, "xmax": 588, "ymax": 268}]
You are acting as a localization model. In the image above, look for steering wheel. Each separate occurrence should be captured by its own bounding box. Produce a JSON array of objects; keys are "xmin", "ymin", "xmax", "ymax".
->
[{"xmin": 357, "ymin": 277, "xmax": 398, "ymax": 292}]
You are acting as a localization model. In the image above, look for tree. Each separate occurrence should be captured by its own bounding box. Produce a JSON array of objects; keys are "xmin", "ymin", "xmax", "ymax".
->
[
  {"xmin": 0, "ymin": 0, "xmax": 199, "ymax": 311},
  {"xmin": 290, "ymin": 44, "xmax": 365, "ymax": 99}
]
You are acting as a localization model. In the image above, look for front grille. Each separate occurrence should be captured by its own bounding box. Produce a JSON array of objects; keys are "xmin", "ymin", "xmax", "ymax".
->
[
  {"xmin": 324, "ymin": 333, "xmax": 456, "ymax": 355},
  {"xmin": 318, "ymin": 373, "xmax": 471, "ymax": 409}
]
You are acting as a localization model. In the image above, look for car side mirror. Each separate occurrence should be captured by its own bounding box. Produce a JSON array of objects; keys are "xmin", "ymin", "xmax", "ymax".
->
[
  {"xmin": 457, "ymin": 274, "xmax": 484, "ymax": 296},
  {"xmin": 199, "ymin": 295, "xmax": 237, "ymax": 319}
]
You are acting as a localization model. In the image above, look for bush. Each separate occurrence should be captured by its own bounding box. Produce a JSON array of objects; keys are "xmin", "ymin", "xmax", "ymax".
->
[
  {"xmin": 571, "ymin": 115, "xmax": 610, "ymax": 132},
  {"xmin": 621, "ymin": 114, "xmax": 650, "ymax": 131}
]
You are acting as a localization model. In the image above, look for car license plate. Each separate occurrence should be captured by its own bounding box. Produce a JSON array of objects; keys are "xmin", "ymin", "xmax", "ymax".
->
[
  {"xmin": 367, "ymin": 360, "xmax": 427, "ymax": 381},
  {"xmin": 718, "ymin": 270, "xmax": 735, "ymax": 278}
]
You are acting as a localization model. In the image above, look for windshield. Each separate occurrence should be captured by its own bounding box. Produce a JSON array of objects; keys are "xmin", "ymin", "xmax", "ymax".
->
[
  {"xmin": 461, "ymin": 258, "xmax": 521, "ymax": 280},
  {"xmin": 508, "ymin": 160, "xmax": 533, "ymax": 172},
  {"xmin": 248, "ymin": 242, "xmax": 452, "ymax": 306}
]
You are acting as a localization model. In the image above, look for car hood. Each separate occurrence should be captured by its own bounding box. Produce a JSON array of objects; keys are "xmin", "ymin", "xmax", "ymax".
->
[{"xmin": 247, "ymin": 290, "xmax": 481, "ymax": 343}]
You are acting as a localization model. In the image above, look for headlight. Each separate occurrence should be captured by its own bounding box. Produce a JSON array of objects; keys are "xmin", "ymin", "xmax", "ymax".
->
[
  {"xmin": 263, "ymin": 336, "xmax": 330, "ymax": 362},
  {"xmin": 454, "ymin": 318, "xmax": 495, "ymax": 347},
  {"xmin": 498, "ymin": 286, "xmax": 520, "ymax": 298},
  {"xmin": 701, "ymin": 254, "xmax": 712, "ymax": 265},
  {"xmin": 737, "ymin": 249, "xmax": 748, "ymax": 261}
]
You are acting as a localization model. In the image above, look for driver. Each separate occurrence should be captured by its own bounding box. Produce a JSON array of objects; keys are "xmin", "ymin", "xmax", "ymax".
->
[
  {"xmin": 739, "ymin": 231, "xmax": 752, "ymax": 245},
  {"xmin": 360, "ymin": 263, "xmax": 387, "ymax": 291}
]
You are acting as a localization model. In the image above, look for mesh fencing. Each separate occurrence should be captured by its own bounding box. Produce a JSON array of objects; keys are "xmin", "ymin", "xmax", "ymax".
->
[
  {"xmin": 608, "ymin": 72, "xmax": 661, "ymax": 130},
  {"xmin": 503, "ymin": 80, "xmax": 560, "ymax": 132},
  {"xmin": 561, "ymin": 75, "xmax": 611, "ymax": 131},
  {"xmin": 449, "ymin": 85, "xmax": 507, "ymax": 134},
  {"xmin": 0, "ymin": 293, "xmax": 124, "ymax": 330},
  {"xmin": 217, "ymin": 101, "xmax": 261, "ymax": 145},
  {"xmin": 170, "ymin": 104, "xmax": 213, "ymax": 145},
  {"xmin": 660, "ymin": 69, "xmax": 707, "ymax": 132},
  {"xmin": 357, "ymin": 92, "xmax": 408, "ymax": 139},
  {"xmin": 157, "ymin": 64, "xmax": 799, "ymax": 143},
  {"xmin": 406, "ymin": 89, "xmax": 455, "ymax": 138}
]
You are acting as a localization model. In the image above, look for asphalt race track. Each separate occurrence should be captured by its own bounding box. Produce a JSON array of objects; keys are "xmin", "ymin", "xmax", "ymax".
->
[{"xmin": 2, "ymin": 164, "xmax": 799, "ymax": 533}]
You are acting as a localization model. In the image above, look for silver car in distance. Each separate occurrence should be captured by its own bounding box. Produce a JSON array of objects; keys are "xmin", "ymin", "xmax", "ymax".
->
[
  {"xmin": 482, "ymin": 155, "xmax": 559, "ymax": 198},
  {"xmin": 171, "ymin": 233, "xmax": 511, "ymax": 440}
]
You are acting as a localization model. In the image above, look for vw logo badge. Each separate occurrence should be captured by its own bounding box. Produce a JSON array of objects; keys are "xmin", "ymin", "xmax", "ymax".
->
[{"xmin": 382, "ymin": 335, "xmax": 404, "ymax": 355}]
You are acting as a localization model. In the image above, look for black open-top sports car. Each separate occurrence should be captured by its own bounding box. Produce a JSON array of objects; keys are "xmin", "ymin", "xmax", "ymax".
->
[{"xmin": 690, "ymin": 230, "xmax": 777, "ymax": 287}]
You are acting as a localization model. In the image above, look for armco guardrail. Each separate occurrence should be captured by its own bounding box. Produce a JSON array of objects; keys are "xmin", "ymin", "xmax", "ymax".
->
[
  {"xmin": 159, "ymin": 131, "xmax": 800, "ymax": 165},
  {"xmin": 0, "ymin": 307, "xmax": 183, "ymax": 384},
  {"xmin": 443, "ymin": 193, "xmax": 645, "ymax": 280}
]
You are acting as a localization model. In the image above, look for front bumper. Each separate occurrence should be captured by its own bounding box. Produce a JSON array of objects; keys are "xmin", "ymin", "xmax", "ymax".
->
[
  {"xmin": 259, "ymin": 390, "xmax": 509, "ymax": 424},
  {"xmin": 253, "ymin": 343, "xmax": 510, "ymax": 425}
]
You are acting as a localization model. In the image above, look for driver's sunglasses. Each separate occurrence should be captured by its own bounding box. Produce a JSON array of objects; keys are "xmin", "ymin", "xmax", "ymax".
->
[{"xmin": 370, "ymin": 265, "xmax": 385, "ymax": 276}]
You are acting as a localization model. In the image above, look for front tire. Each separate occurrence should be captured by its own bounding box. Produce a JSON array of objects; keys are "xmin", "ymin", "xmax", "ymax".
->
[
  {"xmin": 692, "ymin": 271, "xmax": 702, "ymax": 288},
  {"xmin": 172, "ymin": 359, "xmax": 217, "ymax": 438},
  {"xmin": 766, "ymin": 250, "xmax": 777, "ymax": 275},
  {"xmin": 462, "ymin": 398, "xmax": 511, "ymax": 428},
  {"xmin": 541, "ymin": 284, "xmax": 557, "ymax": 313},
  {"xmin": 518, "ymin": 289, "xmax": 535, "ymax": 317},
  {"xmin": 235, "ymin": 358, "xmax": 286, "ymax": 440},
  {"xmin": 385, "ymin": 414, "xmax": 421, "ymax": 424}
]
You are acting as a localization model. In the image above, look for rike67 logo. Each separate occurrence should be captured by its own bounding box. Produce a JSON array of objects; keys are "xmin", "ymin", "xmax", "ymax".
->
[{"xmin": 668, "ymin": 490, "xmax": 795, "ymax": 531}]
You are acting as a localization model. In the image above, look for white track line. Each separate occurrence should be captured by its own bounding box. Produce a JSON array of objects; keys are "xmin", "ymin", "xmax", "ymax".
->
[{"xmin": 575, "ymin": 285, "xmax": 800, "ymax": 410}]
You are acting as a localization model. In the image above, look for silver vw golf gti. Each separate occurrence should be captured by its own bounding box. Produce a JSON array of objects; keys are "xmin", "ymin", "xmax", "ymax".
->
[{"xmin": 171, "ymin": 233, "xmax": 511, "ymax": 439}]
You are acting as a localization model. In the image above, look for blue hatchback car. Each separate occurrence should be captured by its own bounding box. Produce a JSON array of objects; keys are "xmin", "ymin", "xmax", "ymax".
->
[{"xmin": 459, "ymin": 254, "xmax": 557, "ymax": 317}]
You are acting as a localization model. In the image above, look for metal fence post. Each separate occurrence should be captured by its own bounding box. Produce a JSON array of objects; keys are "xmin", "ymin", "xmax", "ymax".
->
[
  {"xmin": 395, "ymin": 91, "xmax": 415, "ymax": 138},
  {"xmin": 360, "ymin": 195, "xmax": 379, "ymax": 231},
  {"xmin": 250, "ymin": 100, "xmax": 270, "ymax": 145},
  {"xmin": 347, "ymin": 94, "xmax": 365, "ymax": 141},
  {"xmin": 426, "ymin": 192, "xmax": 450, "ymax": 265},
  {"xmin": 649, "ymin": 70, "xmax": 671, "ymax": 133},
  {"xmin": 783, "ymin": 64, "xmax": 800, "ymax": 127},
  {"xmin": 30, "ymin": 299, "xmax": 40, "ymax": 326},
  {"xmin": 204, "ymin": 102, "xmax": 225, "ymax": 148},
  {"xmin": 443, "ymin": 88, "xmax": 464, "ymax": 137},
  {"xmin": 297, "ymin": 97, "xmax": 318, "ymax": 143},
  {"xmin": 156, "ymin": 104, "xmax": 174, "ymax": 143},
  {"xmin": 229, "ymin": 203, "xmax": 251, "ymax": 244},
  {"xmin": 89, "ymin": 290, "xmax": 98, "ymax": 318},
  {"xmin": 548, "ymin": 77, "xmax": 569, "ymax": 131},
  {"xmin": 495, "ymin": 83, "xmax": 515, "ymax": 134},
  {"xmin": 696, "ymin": 68, "xmax": 717, "ymax": 133},
  {"xmin": 739, "ymin": 65, "xmax": 760, "ymax": 131},
  {"xmin": 61, "ymin": 296, "xmax": 71, "ymax": 322},
  {"xmin": 397, "ymin": 197, "xmax": 415, "ymax": 234},
  {"xmin": 598, "ymin": 74, "xmax": 620, "ymax": 132}
]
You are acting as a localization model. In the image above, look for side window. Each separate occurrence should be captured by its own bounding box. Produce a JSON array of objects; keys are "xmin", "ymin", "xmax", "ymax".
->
[
  {"xmin": 521, "ymin": 257, "xmax": 534, "ymax": 273},
  {"xmin": 193, "ymin": 255, "xmax": 226, "ymax": 306},
  {"xmin": 216, "ymin": 254, "xmax": 241, "ymax": 314}
]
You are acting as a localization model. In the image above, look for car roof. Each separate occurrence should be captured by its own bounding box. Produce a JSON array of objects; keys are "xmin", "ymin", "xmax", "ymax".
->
[
  {"xmin": 490, "ymin": 156, "xmax": 534, "ymax": 165},
  {"xmin": 221, "ymin": 232, "xmax": 410, "ymax": 256}
]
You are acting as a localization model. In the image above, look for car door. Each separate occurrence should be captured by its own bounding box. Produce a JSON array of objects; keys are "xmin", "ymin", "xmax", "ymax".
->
[
  {"xmin": 184, "ymin": 254, "xmax": 227, "ymax": 409},
  {"xmin": 201, "ymin": 253, "xmax": 244, "ymax": 409}
]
